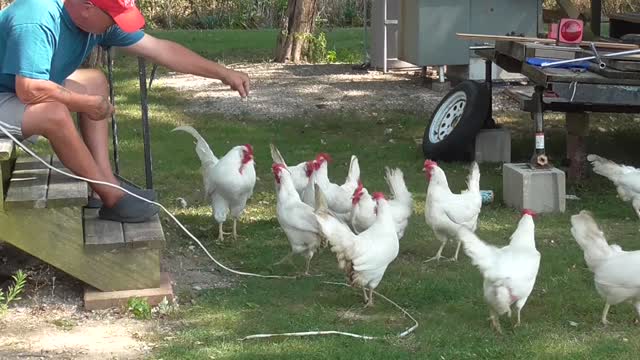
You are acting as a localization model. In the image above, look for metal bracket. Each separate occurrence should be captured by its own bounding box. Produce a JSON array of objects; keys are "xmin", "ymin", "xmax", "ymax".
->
[{"xmin": 589, "ymin": 42, "xmax": 606, "ymax": 69}]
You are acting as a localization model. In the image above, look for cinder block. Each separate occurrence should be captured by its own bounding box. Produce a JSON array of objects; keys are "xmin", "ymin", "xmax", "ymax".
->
[
  {"xmin": 427, "ymin": 80, "xmax": 452, "ymax": 92},
  {"xmin": 475, "ymin": 128, "xmax": 511, "ymax": 163},
  {"xmin": 503, "ymin": 163, "xmax": 566, "ymax": 213}
]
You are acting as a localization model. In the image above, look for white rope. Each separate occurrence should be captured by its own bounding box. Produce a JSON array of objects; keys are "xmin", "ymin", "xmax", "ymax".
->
[
  {"xmin": 0, "ymin": 122, "xmax": 294, "ymax": 280},
  {"xmin": 569, "ymin": 81, "xmax": 578, "ymax": 102},
  {"xmin": 0, "ymin": 121, "xmax": 419, "ymax": 341},
  {"xmin": 239, "ymin": 281, "xmax": 419, "ymax": 341}
]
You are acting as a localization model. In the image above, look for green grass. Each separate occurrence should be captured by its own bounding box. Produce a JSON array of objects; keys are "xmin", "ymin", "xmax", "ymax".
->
[
  {"xmin": 80, "ymin": 30, "xmax": 640, "ymax": 359},
  {"xmin": 148, "ymin": 28, "xmax": 365, "ymax": 64}
]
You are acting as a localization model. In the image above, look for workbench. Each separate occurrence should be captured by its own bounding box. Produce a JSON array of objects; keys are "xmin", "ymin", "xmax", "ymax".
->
[{"xmin": 476, "ymin": 40, "xmax": 640, "ymax": 181}]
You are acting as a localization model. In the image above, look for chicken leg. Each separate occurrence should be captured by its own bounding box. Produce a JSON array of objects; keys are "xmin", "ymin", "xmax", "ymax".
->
[
  {"xmin": 489, "ymin": 310, "xmax": 503, "ymax": 334},
  {"xmin": 273, "ymin": 252, "xmax": 294, "ymax": 267},
  {"xmin": 233, "ymin": 219, "xmax": 238, "ymax": 240},
  {"xmin": 364, "ymin": 287, "xmax": 374, "ymax": 307},
  {"xmin": 303, "ymin": 252, "xmax": 315, "ymax": 276},
  {"xmin": 424, "ymin": 241, "xmax": 447, "ymax": 263},
  {"xmin": 514, "ymin": 297, "xmax": 528, "ymax": 327},
  {"xmin": 601, "ymin": 303, "xmax": 612, "ymax": 325},
  {"xmin": 447, "ymin": 239, "xmax": 462, "ymax": 262},
  {"xmin": 217, "ymin": 223, "xmax": 231, "ymax": 242}
]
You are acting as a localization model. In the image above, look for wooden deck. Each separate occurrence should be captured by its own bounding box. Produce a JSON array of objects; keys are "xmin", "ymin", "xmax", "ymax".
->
[{"xmin": 0, "ymin": 138, "xmax": 171, "ymax": 303}]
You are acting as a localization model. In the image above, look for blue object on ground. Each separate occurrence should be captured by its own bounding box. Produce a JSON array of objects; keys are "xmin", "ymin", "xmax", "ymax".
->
[{"xmin": 526, "ymin": 57, "xmax": 591, "ymax": 69}]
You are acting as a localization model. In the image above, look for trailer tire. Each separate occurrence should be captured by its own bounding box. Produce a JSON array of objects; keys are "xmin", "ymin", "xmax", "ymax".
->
[{"xmin": 422, "ymin": 81, "xmax": 490, "ymax": 161}]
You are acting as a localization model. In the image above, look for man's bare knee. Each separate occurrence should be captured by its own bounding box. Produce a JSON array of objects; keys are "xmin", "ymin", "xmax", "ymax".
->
[
  {"xmin": 66, "ymin": 69, "xmax": 109, "ymax": 96},
  {"xmin": 23, "ymin": 102, "xmax": 75, "ymax": 138}
]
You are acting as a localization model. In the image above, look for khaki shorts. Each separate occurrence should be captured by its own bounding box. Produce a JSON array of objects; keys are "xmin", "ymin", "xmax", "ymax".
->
[{"xmin": 0, "ymin": 92, "xmax": 38, "ymax": 144}]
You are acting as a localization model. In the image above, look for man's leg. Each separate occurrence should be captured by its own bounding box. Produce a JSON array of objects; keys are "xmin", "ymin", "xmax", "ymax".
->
[
  {"xmin": 21, "ymin": 101, "xmax": 124, "ymax": 207},
  {"xmin": 64, "ymin": 69, "xmax": 117, "ymax": 187}
]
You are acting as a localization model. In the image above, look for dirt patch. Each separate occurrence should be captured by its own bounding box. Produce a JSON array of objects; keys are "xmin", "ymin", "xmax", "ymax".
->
[
  {"xmin": 0, "ymin": 243, "xmax": 157, "ymax": 359},
  {"xmin": 0, "ymin": 242, "xmax": 227, "ymax": 359},
  {"xmin": 158, "ymin": 63, "xmax": 521, "ymax": 119}
]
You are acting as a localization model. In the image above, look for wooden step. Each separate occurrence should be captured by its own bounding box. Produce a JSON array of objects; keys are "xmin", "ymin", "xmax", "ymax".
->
[
  {"xmin": 4, "ymin": 155, "xmax": 87, "ymax": 209},
  {"xmin": 0, "ymin": 138, "xmax": 16, "ymax": 212},
  {"xmin": 0, "ymin": 138, "xmax": 14, "ymax": 161},
  {"xmin": 0, "ymin": 206, "xmax": 162, "ymax": 292},
  {"xmin": 84, "ymin": 208, "xmax": 165, "ymax": 251}
]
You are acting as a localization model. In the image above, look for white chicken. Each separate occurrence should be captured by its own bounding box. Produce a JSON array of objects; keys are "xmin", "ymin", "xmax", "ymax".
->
[
  {"xmin": 173, "ymin": 125, "xmax": 256, "ymax": 241},
  {"xmin": 314, "ymin": 184, "xmax": 399, "ymax": 306},
  {"xmin": 570, "ymin": 210, "xmax": 640, "ymax": 325},
  {"xmin": 351, "ymin": 167, "xmax": 413, "ymax": 239},
  {"xmin": 271, "ymin": 163, "xmax": 322, "ymax": 275},
  {"xmin": 270, "ymin": 144, "xmax": 316, "ymax": 196},
  {"xmin": 455, "ymin": 210, "xmax": 540, "ymax": 333},
  {"xmin": 587, "ymin": 154, "xmax": 640, "ymax": 220},
  {"xmin": 424, "ymin": 160, "xmax": 482, "ymax": 262},
  {"xmin": 315, "ymin": 153, "xmax": 361, "ymax": 222},
  {"xmin": 300, "ymin": 160, "xmax": 321, "ymax": 208}
]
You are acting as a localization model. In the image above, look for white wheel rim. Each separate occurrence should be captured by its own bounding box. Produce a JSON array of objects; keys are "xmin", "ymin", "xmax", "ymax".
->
[{"xmin": 429, "ymin": 92, "xmax": 467, "ymax": 144}]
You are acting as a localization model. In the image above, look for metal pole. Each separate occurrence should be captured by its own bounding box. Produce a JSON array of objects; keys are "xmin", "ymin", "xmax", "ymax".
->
[
  {"xmin": 591, "ymin": 0, "xmax": 601, "ymax": 37},
  {"xmin": 531, "ymin": 86, "xmax": 548, "ymax": 168},
  {"xmin": 383, "ymin": 0, "xmax": 388, "ymax": 73},
  {"xmin": 363, "ymin": 0, "xmax": 369, "ymax": 64},
  {"xmin": 148, "ymin": 63, "xmax": 159, "ymax": 90},
  {"xmin": 138, "ymin": 57, "xmax": 153, "ymax": 189},
  {"xmin": 540, "ymin": 48, "xmax": 640, "ymax": 68},
  {"xmin": 485, "ymin": 59, "xmax": 494, "ymax": 127},
  {"xmin": 107, "ymin": 47, "xmax": 120, "ymax": 175}
]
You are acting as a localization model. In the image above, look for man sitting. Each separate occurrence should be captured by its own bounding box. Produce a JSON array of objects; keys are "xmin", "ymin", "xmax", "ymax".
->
[{"xmin": 0, "ymin": 0, "xmax": 250, "ymax": 223}]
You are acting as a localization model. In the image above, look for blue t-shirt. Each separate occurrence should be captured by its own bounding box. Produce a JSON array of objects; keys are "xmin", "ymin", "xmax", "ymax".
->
[{"xmin": 0, "ymin": 0, "xmax": 144, "ymax": 93}]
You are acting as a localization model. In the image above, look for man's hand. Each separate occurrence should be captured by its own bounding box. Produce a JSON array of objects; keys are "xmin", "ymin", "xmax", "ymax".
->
[
  {"xmin": 221, "ymin": 69, "xmax": 250, "ymax": 98},
  {"xmin": 86, "ymin": 95, "xmax": 115, "ymax": 120}
]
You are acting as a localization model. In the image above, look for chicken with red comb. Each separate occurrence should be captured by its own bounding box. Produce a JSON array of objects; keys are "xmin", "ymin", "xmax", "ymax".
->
[
  {"xmin": 314, "ymin": 183, "xmax": 399, "ymax": 307},
  {"xmin": 350, "ymin": 168, "xmax": 413, "ymax": 239},
  {"xmin": 424, "ymin": 161, "xmax": 482, "ymax": 262},
  {"xmin": 270, "ymin": 144, "xmax": 320, "ymax": 197},
  {"xmin": 271, "ymin": 161, "xmax": 323, "ymax": 275},
  {"xmin": 173, "ymin": 125, "xmax": 256, "ymax": 242}
]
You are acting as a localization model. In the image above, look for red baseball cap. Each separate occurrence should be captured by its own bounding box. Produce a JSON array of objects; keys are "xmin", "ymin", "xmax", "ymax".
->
[{"xmin": 91, "ymin": 0, "xmax": 145, "ymax": 33}]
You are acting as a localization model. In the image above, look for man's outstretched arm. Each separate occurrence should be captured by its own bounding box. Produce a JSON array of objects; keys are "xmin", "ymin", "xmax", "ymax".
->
[{"xmin": 122, "ymin": 34, "xmax": 250, "ymax": 98}]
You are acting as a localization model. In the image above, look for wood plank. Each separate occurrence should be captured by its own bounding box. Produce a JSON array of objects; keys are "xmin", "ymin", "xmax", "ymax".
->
[
  {"xmin": 609, "ymin": 13, "xmax": 640, "ymax": 24},
  {"xmin": 83, "ymin": 208, "xmax": 125, "ymax": 251},
  {"xmin": 521, "ymin": 63, "xmax": 640, "ymax": 86},
  {"xmin": 0, "ymin": 139, "xmax": 14, "ymax": 161},
  {"xmin": 589, "ymin": 63, "xmax": 640, "ymax": 80},
  {"xmin": 0, "ymin": 207, "xmax": 161, "ymax": 291},
  {"xmin": 4, "ymin": 156, "xmax": 51, "ymax": 209},
  {"xmin": 1, "ymin": 153, "xmax": 16, "ymax": 212},
  {"xmin": 456, "ymin": 33, "xmax": 639, "ymax": 50},
  {"xmin": 47, "ymin": 156, "xmax": 88, "ymax": 208},
  {"xmin": 123, "ymin": 215, "xmax": 166, "ymax": 249},
  {"xmin": 84, "ymin": 272, "xmax": 173, "ymax": 311}
]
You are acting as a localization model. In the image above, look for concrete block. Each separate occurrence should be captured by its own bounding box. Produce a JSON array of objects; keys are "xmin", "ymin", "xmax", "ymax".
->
[
  {"xmin": 475, "ymin": 128, "xmax": 511, "ymax": 163},
  {"xmin": 427, "ymin": 80, "xmax": 452, "ymax": 92},
  {"xmin": 503, "ymin": 163, "xmax": 566, "ymax": 213}
]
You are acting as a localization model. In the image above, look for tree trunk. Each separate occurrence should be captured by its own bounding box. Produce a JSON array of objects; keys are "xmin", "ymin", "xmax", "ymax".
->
[{"xmin": 275, "ymin": 0, "xmax": 318, "ymax": 63}]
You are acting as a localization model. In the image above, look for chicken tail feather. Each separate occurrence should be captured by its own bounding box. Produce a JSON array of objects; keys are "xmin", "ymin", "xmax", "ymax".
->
[
  {"xmin": 173, "ymin": 125, "xmax": 218, "ymax": 165},
  {"xmin": 466, "ymin": 162, "xmax": 480, "ymax": 193},
  {"xmin": 587, "ymin": 154, "xmax": 631, "ymax": 180},
  {"xmin": 270, "ymin": 143, "xmax": 287, "ymax": 167},
  {"xmin": 455, "ymin": 226, "xmax": 496, "ymax": 276},
  {"xmin": 570, "ymin": 210, "xmax": 614, "ymax": 270},
  {"xmin": 345, "ymin": 155, "xmax": 360, "ymax": 186},
  {"xmin": 385, "ymin": 167, "xmax": 412, "ymax": 205}
]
